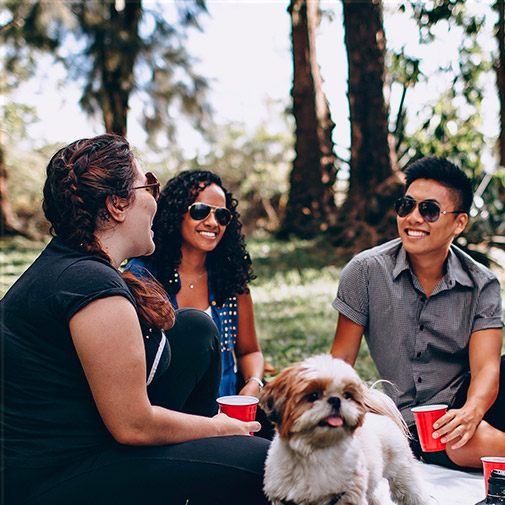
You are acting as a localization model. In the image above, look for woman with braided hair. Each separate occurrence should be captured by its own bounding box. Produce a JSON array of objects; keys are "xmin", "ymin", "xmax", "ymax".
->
[{"xmin": 1, "ymin": 134, "xmax": 270, "ymax": 505}]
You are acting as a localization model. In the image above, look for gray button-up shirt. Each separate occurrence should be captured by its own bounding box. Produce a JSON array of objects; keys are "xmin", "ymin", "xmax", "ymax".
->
[{"xmin": 332, "ymin": 238, "xmax": 504, "ymax": 425}]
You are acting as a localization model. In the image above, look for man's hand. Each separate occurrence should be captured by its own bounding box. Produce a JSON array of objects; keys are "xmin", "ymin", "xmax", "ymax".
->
[{"xmin": 433, "ymin": 406, "xmax": 482, "ymax": 450}]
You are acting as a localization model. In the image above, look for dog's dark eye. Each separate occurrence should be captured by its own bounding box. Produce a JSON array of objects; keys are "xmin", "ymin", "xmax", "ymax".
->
[
  {"xmin": 343, "ymin": 391, "xmax": 353, "ymax": 400},
  {"xmin": 306, "ymin": 391, "xmax": 321, "ymax": 402}
]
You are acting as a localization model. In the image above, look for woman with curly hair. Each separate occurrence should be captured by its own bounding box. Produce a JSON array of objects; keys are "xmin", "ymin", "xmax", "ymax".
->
[
  {"xmin": 1, "ymin": 136, "xmax": 270, "ymax": 505},
  {"xmin": 127, "ymin": 170, "xmax": 265, "ymax": 399}
]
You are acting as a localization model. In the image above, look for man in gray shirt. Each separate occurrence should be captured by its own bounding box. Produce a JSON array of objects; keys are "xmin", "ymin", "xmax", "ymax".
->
[{"xmin": 331, "ymin": 156, "xmax": 504, "ymax": 470}]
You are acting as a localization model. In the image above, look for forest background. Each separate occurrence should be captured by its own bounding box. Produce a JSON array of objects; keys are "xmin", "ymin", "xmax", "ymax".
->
[{"xmin": 2, "ymin": 0, "xmax": 505, "ymax": 379}]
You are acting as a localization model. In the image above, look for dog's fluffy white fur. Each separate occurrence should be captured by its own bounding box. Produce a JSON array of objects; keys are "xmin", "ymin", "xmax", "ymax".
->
[{"xmin": 259, "ymin": 355, "xmax": 430, "ymax": 505}]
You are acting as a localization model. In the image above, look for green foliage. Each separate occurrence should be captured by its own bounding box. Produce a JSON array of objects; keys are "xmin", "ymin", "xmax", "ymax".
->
[
  {"xmin": 1, "ymin": 103, "xmax": 59, "ymax": 235},
  {"xmin": 401, "ymin": 89, "xmax": 487, "ymax": 173},
  {"xmin": 1, "ymin": 0, "xmax": 210, "ymax": 143},
  {"xmin": 1, "ymin": 1, "xmax": 68, "ymax": 92},
  {"xmin": 462, "ymin": 167, "xmax": 505, "ymax": 248},
  {"xmin": 387, "ymin": 0, "xmax": 505, "ymax": 253},
  {"xmin": 3, "ymin": 102, "xmax": 38, "ymax": 140},
  {"xmin": 391, "ymin": 0, "xmax": 493, "ymax": 168}
]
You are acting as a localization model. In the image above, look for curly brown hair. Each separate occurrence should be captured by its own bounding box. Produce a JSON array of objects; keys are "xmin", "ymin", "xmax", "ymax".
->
[
  {"xmin": 42, "ymin": 134, "xmax": 174, "ymax": 330},
  {"xmin": 147, "ymin": 169, "xmax": 255, "ymax": 306}
]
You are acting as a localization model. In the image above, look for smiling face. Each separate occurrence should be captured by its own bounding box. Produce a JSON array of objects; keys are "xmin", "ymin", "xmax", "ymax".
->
[
  {"xmin": 397, "ymin": 178, "xmax": 468, "ymax": 261},
  {"xmin": 180, "ymin": 183, "xmax": 228, "ymax": 255}
]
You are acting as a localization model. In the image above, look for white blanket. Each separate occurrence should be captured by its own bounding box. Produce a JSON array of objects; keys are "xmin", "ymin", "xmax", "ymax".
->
[{"xmin": 375, "ymin": 461, "xmax": 484, "ymax": 505}]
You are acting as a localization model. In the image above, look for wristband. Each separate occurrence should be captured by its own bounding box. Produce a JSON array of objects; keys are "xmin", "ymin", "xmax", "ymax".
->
[{"xmin": 246, "ymin": 376, "xmax": 264, "ymax": 391}]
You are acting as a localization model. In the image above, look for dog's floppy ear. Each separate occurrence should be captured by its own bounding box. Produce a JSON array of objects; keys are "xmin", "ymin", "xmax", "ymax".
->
[
  {"xmin": 259, "ymin": 364, "xmax": 301, "ymax": 426},
  {"xmin": 258, "ymin": 379, "xmax": 286, "ymax": 425}
]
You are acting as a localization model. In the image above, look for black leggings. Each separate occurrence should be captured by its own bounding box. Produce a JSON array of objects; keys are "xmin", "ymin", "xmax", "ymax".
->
[
  {"xmin": 410, "ymin": 354, "xmax": 505, "ymax": 471},
  {"xmin": 5, "ymin": 309, "xmax": 270, "ymax": 505}
]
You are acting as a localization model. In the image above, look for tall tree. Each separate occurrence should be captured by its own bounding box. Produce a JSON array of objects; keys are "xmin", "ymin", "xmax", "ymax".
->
[
  {"xmin": 76, "ymin": 1, "xmax": 142, "ymax": 136},
  {"xmin": 279, "ymin": 0, "xmax": 337, "ymax": 239},
  {"xmin": 1, "ymin": 0, "xmax": 209, "ymax": 236},
  {"xmin": 330, "ymin": 0, "xmax": 403, "ymax": 251},
  {"xmin": 2, "ymin": 0, "xmax": 209, "ymax": 140}
]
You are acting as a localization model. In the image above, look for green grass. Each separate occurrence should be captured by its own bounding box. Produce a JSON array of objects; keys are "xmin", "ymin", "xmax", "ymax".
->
[
  {"xmin": 247, "ymin": 236, "xmax": 378, "ymax": 382},
  {"xmin": 2, "ymin": 234, "xmax": 503, "ymax": 384}
]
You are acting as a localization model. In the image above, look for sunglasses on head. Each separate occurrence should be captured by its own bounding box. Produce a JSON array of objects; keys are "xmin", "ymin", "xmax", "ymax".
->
[
  {"xmin": 133, "ymin": 172, "xmax": 160, "ymax": 201},
  {"xmin": 187, "ymin": 202, "xmax": 232, "ymax": 226},
  {"xmin": 394, "ymin": 196, "xmax": 464, "ymax": 223}
]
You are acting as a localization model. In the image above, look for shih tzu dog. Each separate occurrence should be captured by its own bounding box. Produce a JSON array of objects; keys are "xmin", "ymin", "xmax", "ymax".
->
[{"xmin": 259, "ymin": 355, "xmax": 430, "ymax": 505}]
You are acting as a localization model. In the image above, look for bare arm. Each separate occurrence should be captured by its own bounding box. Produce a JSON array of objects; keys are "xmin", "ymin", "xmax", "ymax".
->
[
  {"xmin": 433, "ymin": 328, "xmax": 502, "ymax": 450},
  {"xmin": 70, "ymin": 296, "xmax": 259, "ymax": 445},
  {"xmin": 330, "ymin": 313, "xmax": 364, "ymax": 366},
  {"xmin": 234, "ymin": 292, "xmax": 264, "ymax": 397}
]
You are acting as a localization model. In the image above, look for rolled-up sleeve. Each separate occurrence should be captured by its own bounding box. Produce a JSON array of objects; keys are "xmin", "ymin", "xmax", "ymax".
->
[
  {"xmin": 472, "ymin": 276, "xmax": 504, "ymax": 332},
  {"xmin": 332, "ymin": 257, "xmax": 369, "ymax": 328}
]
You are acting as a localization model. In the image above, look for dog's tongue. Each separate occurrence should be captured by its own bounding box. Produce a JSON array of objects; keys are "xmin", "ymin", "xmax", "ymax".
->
[{"xmin": 326, "ymin": 416, "xmax": 343, "ymax": 427}]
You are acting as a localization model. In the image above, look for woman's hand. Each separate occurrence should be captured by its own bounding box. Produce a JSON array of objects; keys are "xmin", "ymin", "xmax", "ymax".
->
[{"xmin": 213, "ymin": 412, "xmax": 261, "ymax": 436}]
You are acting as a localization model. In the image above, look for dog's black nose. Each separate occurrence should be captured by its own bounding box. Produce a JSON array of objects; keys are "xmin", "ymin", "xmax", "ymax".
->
[{"xmin": 328, "ymin": 397, "xmax": 341, "ymax": 409}]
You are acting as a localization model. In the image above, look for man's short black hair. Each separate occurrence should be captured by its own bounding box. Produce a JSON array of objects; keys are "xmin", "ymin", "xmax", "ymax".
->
[{"xmin": 404, "ymin": 157, "xmax": 473, "ymax": 214}]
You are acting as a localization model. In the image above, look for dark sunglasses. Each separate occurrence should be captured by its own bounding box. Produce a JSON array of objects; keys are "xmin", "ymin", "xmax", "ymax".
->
[
  {"xmin": 188, "ymin": 202, "xmax": 232, "ymax": 226},
  {"xmin": 394, "ymin": 196, "xmax": 464, "ymax": 223},
  {"xmin": 133, "ymin": 172, "xmax": 160, "ymax": 201}
]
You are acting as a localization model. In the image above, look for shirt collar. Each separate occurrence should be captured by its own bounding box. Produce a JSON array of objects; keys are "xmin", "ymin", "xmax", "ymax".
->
[
  {"xmin": 393, "ymin": 243, "xmax": 474, "ymax": 289},
  {"xmin": 392, "ymin": 244, "xmax": 411, "ymax": 280},
  {"xmin": 445, "ymin": 246, "xmax": 474, "ymax": 288}
]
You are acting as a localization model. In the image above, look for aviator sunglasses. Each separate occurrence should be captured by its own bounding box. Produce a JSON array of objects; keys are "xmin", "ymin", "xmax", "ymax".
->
[
  {"xmin": 187, "ymin": 202, "xmax": 232, "ymax": 226},
  {"xmin": 133, "ymin": 172, "xmax": 160, "ymax": 201},
  {"xmin": 394, "ymin": 196, "xmax": 464, "ymax": 223}
]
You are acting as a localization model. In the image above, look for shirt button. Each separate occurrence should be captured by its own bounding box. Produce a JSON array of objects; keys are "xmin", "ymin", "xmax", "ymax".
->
[{"xmin": 417, "ymin": 377, "xmax": 422, "ymax": 383}]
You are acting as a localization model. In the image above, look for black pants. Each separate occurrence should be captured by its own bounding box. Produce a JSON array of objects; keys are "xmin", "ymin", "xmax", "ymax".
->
[
  {"xmin": 410, "ymin": 354, "xmax": 505, "ymax": 471},
  {"xmin": 5, "ymin": 309, "xmax": 270, "ymax": 505}
]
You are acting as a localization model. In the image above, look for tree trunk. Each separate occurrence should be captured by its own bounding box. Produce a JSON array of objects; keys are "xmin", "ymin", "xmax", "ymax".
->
[
  {"xmin": 496, "ymin": 0, "xmax": 505, "ymax": 166},
  {"xmin": 279, "ymin": 0, "xmax": 337, "ymax": 239},
  {"xmin": 82, "ymin": 0, "xmax": 142, "ymax": 136},
  {"xmin": 103, "ymin": 0, "xmax": 141, "ymax": 136},
  {"xmin": 329, "ymin": 0, "xmax": 403, "ymax": 253}
]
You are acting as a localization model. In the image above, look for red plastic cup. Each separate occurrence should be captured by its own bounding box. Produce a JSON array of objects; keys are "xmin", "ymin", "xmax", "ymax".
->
[
  {"xmin": 481, "ymin": 457, "xmax": 505, "ymax": 495},
  {"xmin": 216, "ymin": 395, "xmax": 259, "ymax": 431},
  {"xmin": 411, "ymin": 404, "xmax": 448, "ymax": 452}
]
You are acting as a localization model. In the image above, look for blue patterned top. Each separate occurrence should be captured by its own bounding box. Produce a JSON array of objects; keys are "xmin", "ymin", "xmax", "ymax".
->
[{"xmin": 126, "ymin": 257, "xmax": 239, "ymax": 397}]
